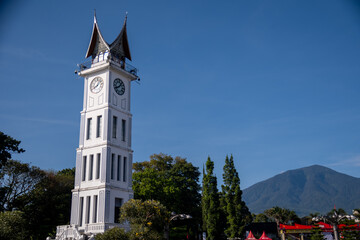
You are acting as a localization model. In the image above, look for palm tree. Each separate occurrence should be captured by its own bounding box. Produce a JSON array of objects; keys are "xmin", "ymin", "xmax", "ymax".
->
[{"xmin": 322, "ymin": 208, "xmax": 348, "ymax": 240}]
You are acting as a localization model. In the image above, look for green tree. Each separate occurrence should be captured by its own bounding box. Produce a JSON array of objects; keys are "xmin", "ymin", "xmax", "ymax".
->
[
  {"xmin": 0, "ymin": 132, "xmax": 25, "ymax": 171},
  {"xmin": 202, "ymin": 157, "xmax": 221, "ymax": 240},
  {"xmin": 96, "ymin": 227, "xmax": 129, "ymax": 240},
  {"xmin": 264, "ymin": 206, "xmax": 300, "ymax": 225},
  {"xmin": 311, "ymin": 223, "xmax": 324, "ymax": 240},
  {"xmin": 253, "ymin": 213, "xmax": 270, "ymax": 223},
  {"xmin": 325, "ymin": 208, "xmax": 348, "ymax": 240},
  {"xmin": 19, "ymin": 168, "xmax": 75, "ymax": 239},
  {"xmin": 0, "ymin": 159, "xmax": 45, "ymax": 211},
  {"xmin": 0, "ymin": 210, "xmax": 27, "ymax": 240},
  {"xmin": 119, "ymin": 199, "xmax": 169, "ymax": 240},
  {"xmin": 221, "ymin": 155, "xmax": 252, "ymax": 238},
  {"xmin": 341, "ymin": 222, "xmax": 360, "ymax": 240},
  {"xmin": 132, "ymin": 153, "xmax": 201, "ymax": 239}
]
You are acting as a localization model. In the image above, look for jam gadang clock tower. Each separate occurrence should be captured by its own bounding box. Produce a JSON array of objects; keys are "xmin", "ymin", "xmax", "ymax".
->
[{"xmin": 56, "ymin": 14, "xmax": 139, "ymax": 240}]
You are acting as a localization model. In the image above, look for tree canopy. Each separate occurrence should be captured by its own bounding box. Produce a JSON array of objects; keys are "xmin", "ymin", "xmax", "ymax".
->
[
  {"xmin": 221, "ymin": 155, "xmax": 252, "ymax": 238},
  {"xmin": 0, "ymin": 132, "xmax": 25, "ymax": 171},
  {"xmin": 202, "ymin": 157, "xmax": 221, "ymax": 240},
  {"xmin": 132, "ymin": 153, "xmax": 201, "ymax": 239},
  {"xmin": 264, "ymin": 206, "xmax": 300, "ymax": 225},
  {"xmin": 119, "ymin": 199, "xmax": 169, "ymax": 240}
]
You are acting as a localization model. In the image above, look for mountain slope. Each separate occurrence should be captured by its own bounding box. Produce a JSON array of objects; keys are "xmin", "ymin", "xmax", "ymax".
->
[{"xmin": 242, "ymin": 165, "xmax": 360, "ymax": 216}]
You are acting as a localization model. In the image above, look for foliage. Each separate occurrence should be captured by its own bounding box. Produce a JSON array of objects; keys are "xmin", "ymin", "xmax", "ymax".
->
[
  {"xmin": 0, "ymin": 159, "xmax": 45, "ymax": 211},
  {"xmin": 221, "ymin": 155, "xmax": 252, "ymax": 238},
  {"xmin": 95, "ymin": 227, "xmax": 129, "ymax": 240},
  {"xmin": 253, "ymin": 213, "xmax": 271, "ymax": 223},
  {"xmin": 311, "ymin": 223, "xmax": 324, "ymax": 240},
  {"xmin": 264, "ymin": 206, "xmax": 300, "ymax": 225},
  {"xmin": 202, "ymin": 157, "xmax": 221, "ymax": 240},
  {"xmin": 0, "ymin": 132, "xmax": 25, "ymax": 171},
  {"xmin": 0, "ymin": 210, "xmax": 27, "ymax": 240},
  {"xmin": 119, "ymin": 199, "xmax": 169, "ymax": 240},
  {"xmin": 326, "ymin": 208, "xmax": 348, "ymax": 224},
  {"xmin": 20, "ymin": 168, "xmax": 75, "ymax": 239},
  {"xmin": 341, "ymin": 222, "xmax": 360, "ymax": 240},
  {"xmin": 132, "ymin": 153, "xmax": 201, "ymax": 239}
]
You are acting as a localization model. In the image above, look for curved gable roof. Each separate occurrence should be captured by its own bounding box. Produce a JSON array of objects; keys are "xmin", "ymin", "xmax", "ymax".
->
[
  {"xmin": 85, "ymin": 15, "xmax": 110, "ymax": 58},
  {"xmin": 109, "ymin": 15, "xmax": 132, "ymax": 61}
]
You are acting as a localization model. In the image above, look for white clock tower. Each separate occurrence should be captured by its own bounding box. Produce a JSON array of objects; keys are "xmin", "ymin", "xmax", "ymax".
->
[{"xmin": 56, "ymin": 14, "xmax": 138, "ymax": 240}]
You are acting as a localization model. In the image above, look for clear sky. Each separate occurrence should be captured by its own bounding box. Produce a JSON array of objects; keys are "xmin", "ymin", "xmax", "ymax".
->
[{"xmin": 1, "ymin": 0, "xmax": 359, "ymax": 189}]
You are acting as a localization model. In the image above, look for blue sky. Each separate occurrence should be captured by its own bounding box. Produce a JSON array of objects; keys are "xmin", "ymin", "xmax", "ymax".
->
[{"xmin": 1, "ymin": 0, "xmax": 360, "ymax": 188}]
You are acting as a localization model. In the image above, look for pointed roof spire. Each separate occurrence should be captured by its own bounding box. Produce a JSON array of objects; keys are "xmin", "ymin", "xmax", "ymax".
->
[
  {"xmin": 85, "ymin": 11, "xmax": 110, "ymax": 58},
  {"xmin": 109, "ymin": 13, "xmax": 132, "ymax": 61}
]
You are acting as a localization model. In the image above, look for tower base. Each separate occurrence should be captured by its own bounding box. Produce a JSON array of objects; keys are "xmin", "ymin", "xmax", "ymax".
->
[{"xmin": 55, "ymin": 223, "xmax": 129, "ymax": 240}]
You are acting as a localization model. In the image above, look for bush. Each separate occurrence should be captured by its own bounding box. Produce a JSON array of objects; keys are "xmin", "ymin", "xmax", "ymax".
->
[{"xmin": 95, "ymin": 227, "xmax": 129, "ymax": 240}]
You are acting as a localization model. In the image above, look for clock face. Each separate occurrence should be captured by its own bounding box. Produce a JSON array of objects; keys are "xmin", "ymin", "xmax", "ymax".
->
[
  {"xmin": 113, "ymin": 78, "xmax": 125, "ymax": 95},
  {"xmin": 90, "ymin": 77, "xmax": 104, "ymax": 93}
]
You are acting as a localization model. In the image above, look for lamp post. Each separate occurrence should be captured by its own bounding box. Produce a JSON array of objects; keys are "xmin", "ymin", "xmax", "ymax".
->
[{"xmin": 165, "ymin": 212, "xmax": 192, "ymax": 240}]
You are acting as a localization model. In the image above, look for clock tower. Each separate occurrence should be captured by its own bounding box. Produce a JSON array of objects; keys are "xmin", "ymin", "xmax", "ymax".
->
[{"xmin": 56, "ymin": 14, "xmax": 138, "ymax": 240}]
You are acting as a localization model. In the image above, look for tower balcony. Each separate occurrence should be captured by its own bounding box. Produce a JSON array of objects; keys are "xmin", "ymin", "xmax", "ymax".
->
[{"xmin": 76, "ymin": 52, "xmax": 138, "ymax": 77}]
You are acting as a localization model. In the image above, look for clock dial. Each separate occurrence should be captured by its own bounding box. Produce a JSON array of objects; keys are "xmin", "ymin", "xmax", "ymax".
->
[
  {"xmin": 113, "ymin": 78, "xmax": 125, "ymax": 95},
  {"xmin": 90, "ymin": 77, "xmax": 104, "ymax": 93}
]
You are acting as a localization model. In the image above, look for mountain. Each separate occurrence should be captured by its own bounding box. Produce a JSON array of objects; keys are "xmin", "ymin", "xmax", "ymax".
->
[{"xmin": 242, "ymin": 165, "xmax": 360, "ymax": 216}]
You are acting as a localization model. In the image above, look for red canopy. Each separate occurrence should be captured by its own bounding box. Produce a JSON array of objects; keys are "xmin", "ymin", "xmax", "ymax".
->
[
  {"xmin": 246, "ymin": 231, "xmax": 257, "ymax": 240},
  {"xmin": 259, "ymin": 231, "xmax": 272, "ymax": 240}
]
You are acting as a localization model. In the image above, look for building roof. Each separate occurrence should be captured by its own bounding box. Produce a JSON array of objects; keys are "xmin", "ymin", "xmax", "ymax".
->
[{"xmin": 85, "ymin": 13, "xmax": 132, "ymax": 61}]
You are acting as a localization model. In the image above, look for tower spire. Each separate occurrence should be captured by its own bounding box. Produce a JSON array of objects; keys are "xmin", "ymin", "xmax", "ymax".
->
[
  {"xmin": 93, "ymin": 9, "xmax": 97, "ymax": 23},
  {"xmin": 85, "ymin": 13, "xmax": 110, "ymax": 58}
]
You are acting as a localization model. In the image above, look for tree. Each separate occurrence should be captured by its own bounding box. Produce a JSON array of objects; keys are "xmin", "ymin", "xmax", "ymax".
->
[
  {"xmin": 324, "ymin": 208, "xmax": 348, "ymax": 240},
  {"xmin": 253, "ymin": 213, "xmax": 270, "ymax": 223},
  {"xmin": 264, "ymin": 206, "xmax": 300, "ymax": 225},
  {"xmin": 96, "ymin": 227, "xmax": 129, "ymax": 240},
  {"xmin": 119, "ymin": 199, "xmax": 169, "ymax": 240},
  {"xmin": 0, "ymin": 159, "xmax": 45, "ymax": 211},
  {"xmin": 0, "ymin": 132, "xmax": 25, "ymax": 171},
  {"xmin": 202, "ymin": 157, "xmax": 221, "ymax": 240},
  {"xmin": 0, "ymin": 210, "xmax": 27, "ymax": 240},
  {"xmin": 20, "ymin": 168, "xmax": 75, "ymax": 240},
  {"xmin": 221, "ymin": 155, "xmax": 252, "ymax": 238},
  {"xmin": 132, "ymin": 153, "xmax": 201, "ymax": 239},
  {"xmin": 311, "ymin": 223, "xmax": 324, "ymax": 240}
]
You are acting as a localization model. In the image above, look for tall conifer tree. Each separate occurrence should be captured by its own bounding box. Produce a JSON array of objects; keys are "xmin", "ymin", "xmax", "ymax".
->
[
  {"xmin": 202, "ymin": 157, "xmax": 221, "ymax": 240},
  {"xmin": 221, "ymin": 155, "xmax": 252, "ymax": 238}
]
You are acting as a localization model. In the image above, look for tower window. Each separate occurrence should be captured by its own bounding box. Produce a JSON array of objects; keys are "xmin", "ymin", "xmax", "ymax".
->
[
  {"xmin": 123, "ymin": 157, "xmax": 127, "ymax": 182},
  {"xmin": 86, "ymin": 118, "xmax": 92, "ymax": 140},
  {"xmin": 82, "ymin": 156, "xmax": 87, "ymax": 181},
  {"xmin": 89, "ymin": 154, "xmax": 94, "ymax": 181},
  {"xmin": 96, "ymin": 153, "xmax": 101, "ymax": 179},
  {"xmin": 79, "ymin": 197, "xmax": 84, "ymax": 226},
  {"xmin": 111, "ymin": 154, "xmax": 115, "ymax": 180},
  {"xmin": 114, "ymin": 198, "xmax": 123, "ymax": 223},
  {"xmin": 121, "ymin": 119, "xmax": 126, "ymax": 141},
  {"xmin": 85, "ymin": 196, "xmax": 91, "ymax": 224},
  {"xmin": 117, "ymin": 155, "xmax": 121, "ymax": 181},
  {"xmin": 93, "ymin": 195, "xmax": 98, "ymax": 223},
  {"xmin": 112, "ymin": 116, "xmax": 117, "ymax": 138},
  {"xmin": 96, "ymin": 115, "xmax": 102, "ymax": 138}
]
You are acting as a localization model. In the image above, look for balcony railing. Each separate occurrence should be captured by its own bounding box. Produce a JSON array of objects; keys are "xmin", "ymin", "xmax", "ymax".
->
[{"xmin": 77, "ymin": 53, "xmax": 138, "ymax": 77}]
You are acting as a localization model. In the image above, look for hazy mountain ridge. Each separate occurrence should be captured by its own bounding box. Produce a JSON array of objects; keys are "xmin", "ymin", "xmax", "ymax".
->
[{"xmin": 243, "ymin": 165, "xmax": 360, "ymax": 216}]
